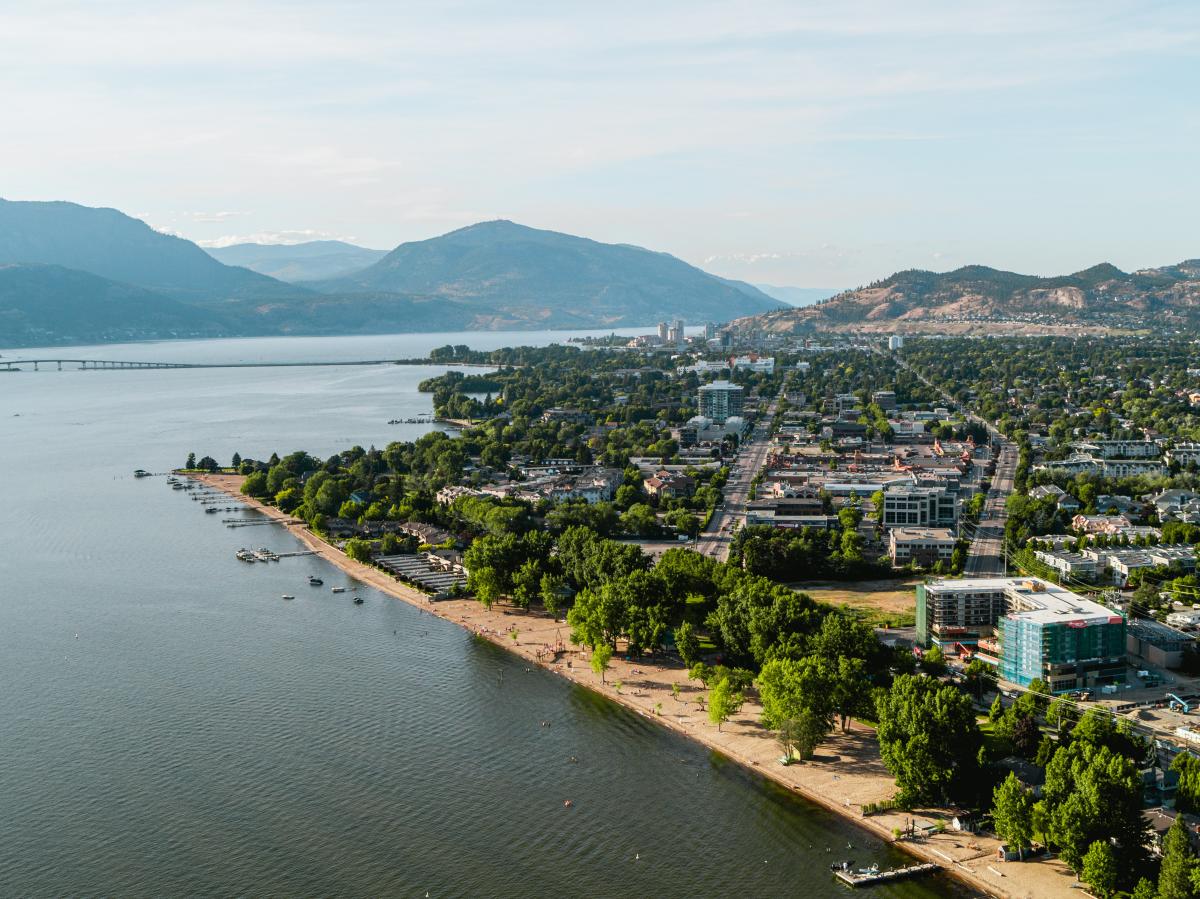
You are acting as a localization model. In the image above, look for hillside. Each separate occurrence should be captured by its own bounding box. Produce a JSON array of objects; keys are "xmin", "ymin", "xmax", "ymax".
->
[
  {"xmin": 0, "ymin": 199, "xmax": 306, "ymax": 301},
  {"xmin": 317, "ymin": 220, "xmax": 784, "ymax": 327},
  {"xmin": 732, "ymin": 260, "xmax": 1200, "ymax": 335},
  {"xmin": 0, "ymin": 264, "xmax": 229, "ymax": 346},
  {"xmin": 206, "ymin": 240, "xmax": 386, "ymax": 282}
]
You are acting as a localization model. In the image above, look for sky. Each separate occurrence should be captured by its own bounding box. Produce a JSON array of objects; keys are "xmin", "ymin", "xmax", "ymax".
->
[{"xmin": 1, "ymin": 0, "xmax": 1198, "ymax": 288}]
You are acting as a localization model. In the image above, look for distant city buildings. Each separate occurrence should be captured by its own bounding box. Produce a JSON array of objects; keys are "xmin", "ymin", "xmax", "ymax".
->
[{"xmin": 888, "ymin": 335, "xmax": 905, "ymax": 350}]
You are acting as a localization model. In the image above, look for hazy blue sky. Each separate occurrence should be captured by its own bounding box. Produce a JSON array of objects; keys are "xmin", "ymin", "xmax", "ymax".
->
[{"xmin": 2, "ymin": 1, "xmax": 1197, "ymax": 286}]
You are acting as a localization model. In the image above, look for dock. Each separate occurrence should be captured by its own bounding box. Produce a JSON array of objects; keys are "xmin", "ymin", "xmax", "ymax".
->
[{"xmin": 834, "ymin": 862, "xmax": 939, "ymax": 887}]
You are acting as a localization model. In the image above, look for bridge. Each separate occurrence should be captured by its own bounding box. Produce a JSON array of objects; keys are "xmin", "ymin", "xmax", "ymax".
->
[{"xmin": 0, "ymin": 358, "xmax": 404, "ymax": 372}]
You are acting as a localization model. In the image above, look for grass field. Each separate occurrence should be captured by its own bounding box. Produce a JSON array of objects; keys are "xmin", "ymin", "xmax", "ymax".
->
[{"xmin": 791, "ymin": 578, "xmax": 919, "ymax": 628}]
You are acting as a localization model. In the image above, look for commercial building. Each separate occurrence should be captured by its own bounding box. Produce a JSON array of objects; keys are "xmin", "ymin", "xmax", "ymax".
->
[
  {"xmin": 872, "ymin": 390, "xmax": 897, "ymax": 411},
  {"xmin": 888, "ymin": 335, "xmax": 905, "ymax": 350},
  {"xmin": 882, "ymin": 483, "xmax": 959, "ymax": 529},
  {"xmin": 697, "ymin": 380, "xmax": 744, "ymax": 424},
  {"xmin": 1127, "ymin": 619, "xmax": 1195, "ymax": 669},
  {"xmin": 888, "ymin": 527, "xmax": 956, "ymax": 566},
  {"xmin": 916, "ymin": 577, "xmax": 1126, "ymax": 692}
]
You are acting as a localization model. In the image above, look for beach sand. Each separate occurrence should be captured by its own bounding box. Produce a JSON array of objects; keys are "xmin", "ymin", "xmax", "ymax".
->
[{"xmin": 193, "ymin": 472, "xmax": 1080, "ymax": 899}]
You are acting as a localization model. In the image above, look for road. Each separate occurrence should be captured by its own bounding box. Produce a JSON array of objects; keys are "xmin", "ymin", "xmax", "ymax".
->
[
  {"xmin": 696, "ymin": 393, "xmax": 781, "ymax": 561},
  {"xmin": 964, "ymin": 442, "xmax": 1016, "ymax": 576},
  {"xmin": 886, "ymin": 346, "xmax": 1019, "ymax": 577}
]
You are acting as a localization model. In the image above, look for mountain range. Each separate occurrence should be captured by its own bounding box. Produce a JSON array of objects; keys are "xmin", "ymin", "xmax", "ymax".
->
[
  {"xmin": 732, "ymin": 261, "xmax": 1200, "ymax": 336},
  {"xmin": 0, "ymin": 199, "xmax": 783, "ymax": 347},
  {"xmin": 207, "ymin": 240, "xmax": 387, "ymax": 282}
]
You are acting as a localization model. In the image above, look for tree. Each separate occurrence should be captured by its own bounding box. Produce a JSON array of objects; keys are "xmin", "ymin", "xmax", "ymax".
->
[
  {"xmin": 791, "ymin": 707, "xmax": 830, "ymax": 761},
  {"xmin": 1158, "ymin": 816, "xmax": 1198, "ymax": 899},
  {"xmin": 963, "ymin": 659, "xmax": 996, "ymax": 699},
  {"xmin": 231, "ymin": 451, "xmax": 242, "ymax": 469},
  {"xmin": 1043, "ymin": 740, "xmax": 1148, "ymax": 876},
  {"xmin": 675, "ymin": 621, "xmax": 700, "ymax": 668},
  {"xmin": 1080, "ymin": 840, "xmax": 1117, "ymax": 899},
  {"xmin": 920, "ymin": 645, "xmax": 946, "ymax": 675},
  {"xmin": 1176, "ymin": 753, "xmax": 1200, "ymax": 816},
  {"xmin": 992, "ymin": 773, "xmax": 1035, "ymax": 860},
  {"xmin": 989, "ymin": 693, "xmax": 1004, "ymax": 722},
  {"xmin": 242, "ymin": 470, "xmax": 269, "ymax": 497},
  {"xmin": 1132, "ymin": 877, "xmax": 1157, "ymax": 899},
  {"xmin": 708, "ymin": 676, "xmax": 744, "ymax": 731},
  {"xmin": 344, "ymin": 538, "xmax": 372, "ymax": 563},
  {"xmin": 185, "ymin": 452, "xmax": 196, "ymax": 470},
  {"xmin": 875, "ymin": 675, "xmax": 981, "ymax": 807},
  {"xmin": 469, "ymin": 566, "xmax": 504, "ymax": 608},
  {"xmin": 590, "ymin": 643, "xmax": 612, "ymax": 683}
]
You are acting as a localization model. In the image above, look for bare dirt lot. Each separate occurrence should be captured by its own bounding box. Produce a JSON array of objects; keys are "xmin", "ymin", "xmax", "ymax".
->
[{"xmin": 791, "ymin": 579, "xmax": 918, "ymax": 621}]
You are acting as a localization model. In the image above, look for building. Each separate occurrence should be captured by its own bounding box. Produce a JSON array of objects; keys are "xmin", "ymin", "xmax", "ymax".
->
[
  {"xmin": 872, "ymin": 390, "xmax": 897, "ymax": 411},
  {"xmin": 1070, "ymin": 439, "xmax": 1161, "ymax": 459},
  {"xmin": 540, "ymin": 408, "xmax": 592, "ymax": 425},
  {"xmin": 731, "ymin": 354, "xmax": 775, "ymax": 374},
  {"xmin": 1072, "ymin": 514, "xmax": 1133, "ymax": 534},
  {"xmin": 888, "ymin": 527, "xmax": 956, "ymax": 566},
  {"xmin": 644, "ymin": 470, "xmax": 696, "ymax": 500},
  {"xmin": 697, "ymin": 380, "xmax": 744, "ymax": 424},
  {"xmin": 888, "ymin": 335, "xmax": 905, "ymax": 350},
  {"xmin": 916, "ymin": 577, "xmax": 1126, "ymax": 692},
  {"xmin": 882, "ymin": 483, "xmax": 959, "ymax": 529},
  {"xmin": 1032, "ymin": 550, "xmax": 1099, "ymax": 582},
  {"xmin": 1167, "ymin": 443, "xmax": 1200, "ymax": 467},
  {"xmin": 1127, "ymin": 619, "xmax": 1195, "ymax": 669},
  {"xmin": 657, "ymin": 321, "xmax": 669, "ymax": 342},
  {"xmin": 1166, "ymin": 609, "xmax": 1200, "ymax": 629}
]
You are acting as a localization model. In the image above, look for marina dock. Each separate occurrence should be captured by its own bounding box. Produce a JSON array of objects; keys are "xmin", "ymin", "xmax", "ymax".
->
[{"xmin": 834, "ymin": 862, "xmax": 939, "ymax": 887}]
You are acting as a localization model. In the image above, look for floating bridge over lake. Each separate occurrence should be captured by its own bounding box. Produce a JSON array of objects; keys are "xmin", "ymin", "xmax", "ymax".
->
[{"xmin": 0, "ymin": 358, "xmax": 403, "ymax": 372}]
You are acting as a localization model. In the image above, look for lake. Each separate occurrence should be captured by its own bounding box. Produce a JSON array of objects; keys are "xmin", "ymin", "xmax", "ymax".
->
[{"xmin": 0, "ymin": 331, "xmax": 958, "ymax": 897}]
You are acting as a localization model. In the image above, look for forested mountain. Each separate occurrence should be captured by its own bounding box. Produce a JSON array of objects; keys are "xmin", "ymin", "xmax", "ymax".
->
[
  {"xmin": 316, "ymin": 220, "xmax": 785, "ymax": 327},
  {"xmin": 732, "ymin": 260, "xmax": 1200, "ymax": 335},
  {"xmin": 0, "ymin": 201, "xmax": 785, "ymax": 346},
  {"xmin": 207, "ymin": 240, "xmax": 386, "ymax": 282},
  {"xmin": 0, "ymin": 263, "xmax": 228, "ymax": 346},
  {"xmin": 0, "ymin": 199, "xmax": 305, "ymax": 301}
]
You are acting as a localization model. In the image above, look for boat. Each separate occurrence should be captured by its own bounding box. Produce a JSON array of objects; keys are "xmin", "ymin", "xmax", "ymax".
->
[
  {"xmin": 308, "ymin": 576, "xmax": 324, "ymax": 586},
  {"xmin": 353, "ymin": 597, "xmax": 364, "ymax": 605},
  {"xmin": 331, "ymin": 587, "xmax": 346, "ymax": 593},
  {"xmin": 282, "ymin": 594, "xmax": 295, "ymax": 600},
  {"xmin": 205, "ymin": 507, "xmax": 218, "ymax": 514},
  {"xmin": 134, "ymin": 469, "xmax": 151, "ymax": 478}
]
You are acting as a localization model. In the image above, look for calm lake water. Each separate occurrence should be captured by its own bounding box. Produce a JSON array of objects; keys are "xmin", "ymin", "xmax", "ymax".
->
[{"xmin": 0, "ymin": 331, "xmax": 958, "ymax": 897}]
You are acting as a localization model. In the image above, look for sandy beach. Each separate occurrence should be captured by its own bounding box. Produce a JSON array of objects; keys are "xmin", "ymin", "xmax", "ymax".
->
[{"xmin": 193, "ymin": 472, "xmax": 1080, "ymax": 899}]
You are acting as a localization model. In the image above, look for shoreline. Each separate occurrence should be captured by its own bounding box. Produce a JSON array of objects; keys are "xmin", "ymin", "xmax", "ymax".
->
[{"xmin": 192, "ymin": 472, "xmax": 1080, "ymax": 899}]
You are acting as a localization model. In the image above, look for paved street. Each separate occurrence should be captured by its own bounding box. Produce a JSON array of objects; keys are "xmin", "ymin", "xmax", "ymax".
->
[
  {"xmin": 887, "ymin": 347, "xmax": 1019, "ymax": 577},
  {"xmin": 696, "ymin": 393, "xmax": 780, "ymax": 562}
]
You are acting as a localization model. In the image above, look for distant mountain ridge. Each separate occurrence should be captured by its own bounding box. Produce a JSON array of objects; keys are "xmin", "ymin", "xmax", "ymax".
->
[
  {"xmin": 207, "ymin": 240, "xmax": 387, "ymax": 282},
  {"xmin": 732, "ymin": 260, "xmax": 1200, "ymax": 335},
  {"xmin": 315, "ymin": 220, "xmax": 784, "ymax": 328},
  {"xmin": 0, "ymin": 202, "xmax": 784, "ymax": 347},
  {"xmin": 0, "ymin": 199, "xmax": 305, "ymax": 302}
]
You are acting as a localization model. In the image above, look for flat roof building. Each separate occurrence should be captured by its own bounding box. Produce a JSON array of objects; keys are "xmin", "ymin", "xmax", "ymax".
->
[{"xmin": 917, "ymin": 577, "xmax": 1126, "ymax": 693}]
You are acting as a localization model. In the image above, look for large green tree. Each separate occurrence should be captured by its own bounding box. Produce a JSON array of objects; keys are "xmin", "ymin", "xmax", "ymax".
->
[
  {"xmin": 991, "ymin": 772, "xmax": 1035, "ymax": 860},
  {"xmin": 1042, "ymin": 740, "xmax": 1148, "ymax": 877},
  {"xmin": 1158, "ymin": 816, "xmax": 1198, "ymax": 899},
  {"xmin": 874, "ymin": 675, "xmax": 981, "ymax": 807}
]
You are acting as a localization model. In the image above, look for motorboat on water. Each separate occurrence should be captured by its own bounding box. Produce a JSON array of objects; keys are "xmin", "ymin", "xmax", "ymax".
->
[
  {"xmin": 308, "ymin": 576, "xmax": 324, "ymax": 586},
  {"xmin": 353, "ymin": 597, "xmax": 364, "ymax": 605},
  {"xmin": 331, "ymin": 587, "xmax": 346, "ymax": 593},
  {"xmin": 282, "ymin": 594, "xmax": 295, "ymax": 600}
]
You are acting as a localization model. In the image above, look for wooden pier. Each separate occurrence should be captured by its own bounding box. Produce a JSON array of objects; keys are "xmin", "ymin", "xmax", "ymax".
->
[{"xmin": 834, "ymin": 862, "xmax": 939, "ymax": 887}]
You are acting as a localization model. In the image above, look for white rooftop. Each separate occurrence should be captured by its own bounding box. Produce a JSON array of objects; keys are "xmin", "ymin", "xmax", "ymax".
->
[{"xmin": 924, "ymin": 577, "xmax": 1120, "ymax": 626}]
